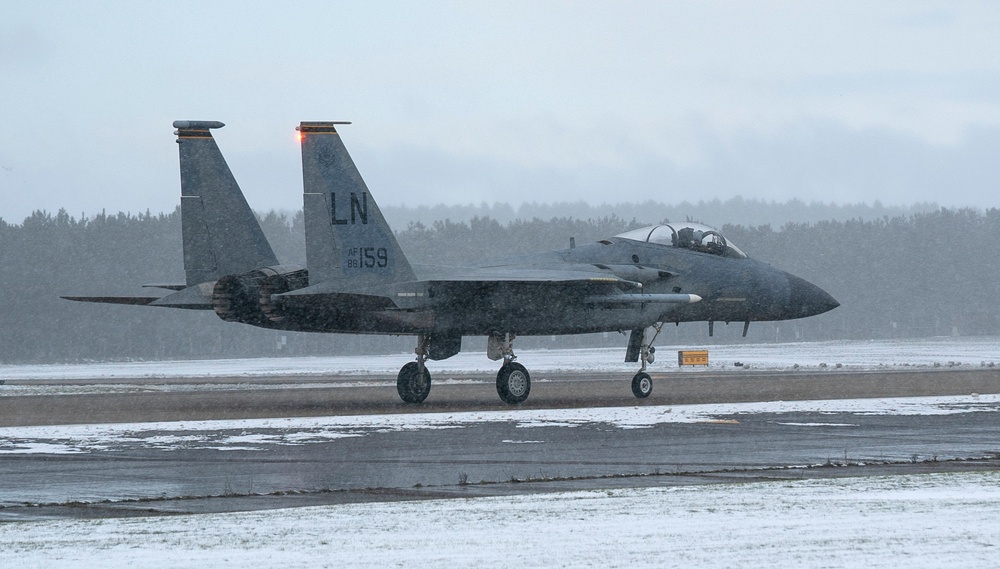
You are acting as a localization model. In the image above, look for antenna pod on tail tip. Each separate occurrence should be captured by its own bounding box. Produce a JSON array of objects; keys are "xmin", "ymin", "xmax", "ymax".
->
[
  {"xmin": 172, "ymin": 120, "xmax": 225, "ymax": 130},
  {"xmin": 297, "ymin": 121, "xmax": 352, "ymax": 134}
]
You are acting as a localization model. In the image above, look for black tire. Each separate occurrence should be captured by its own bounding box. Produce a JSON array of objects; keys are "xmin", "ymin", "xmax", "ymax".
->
[
  {"xmin": 496, "ymin": 362, "xmax": 531, "ymax": 404},
  {"xmin": 631, "ymin": 371, "xmax": 652, "ymax": 398},
  {"xmin": 397, "ymin": 362, "xmax": 431, "ymax": 403}
]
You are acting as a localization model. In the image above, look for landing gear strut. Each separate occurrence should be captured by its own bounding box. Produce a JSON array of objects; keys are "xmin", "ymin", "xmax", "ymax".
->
[
  {"xmin": 490, "ymin": 333, "xmax": 530, "ymax": 404},
  {"xmin": 397, "ymin": 335, "xmax": 432, "ymax": 403},
  {"xmin": 630, "ymin": 323, "xmax": 663, "ymax": 399}
]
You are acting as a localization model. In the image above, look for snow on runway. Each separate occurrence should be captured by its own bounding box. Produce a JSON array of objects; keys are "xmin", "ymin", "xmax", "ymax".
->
[
  {"xmin": 2, "ymin": 337, "xmax": 1000, "ymax": 566},
  {"xmin": 1, "ymin": 471, "xmax": 998, "ymax": 568},
  {"xmin": 1, "ymin": 394, "xmax": 998, "ymax": 456},
  {"xmin": 3, "ymin": 336, "xmax": 1000, "ymax": 383}
]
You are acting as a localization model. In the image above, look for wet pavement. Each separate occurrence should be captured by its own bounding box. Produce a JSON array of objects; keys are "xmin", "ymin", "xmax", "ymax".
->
[
  {"xmin": 3, "ymin": 368, "xmax": 1000, "ymax": 520},
  {"xmin": 1, "ymin": 392, "xmax": 999, "ymax": 519}
]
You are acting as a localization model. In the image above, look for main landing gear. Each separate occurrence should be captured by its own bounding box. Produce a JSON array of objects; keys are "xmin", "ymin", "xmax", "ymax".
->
[
  {"xmin": 397, "ymin": 335, "xmax": 432, "ymax": 403},
  {"xmin": 628, "ymin": 323, "xmax": 664, "ymax": 399},
  {"xmin": 491, "ymin": 333, "xmax": 530, "ymax": 404},
  {"xmin": 395, "ymin": 332, "xmax": 531, "ymax": 405}
]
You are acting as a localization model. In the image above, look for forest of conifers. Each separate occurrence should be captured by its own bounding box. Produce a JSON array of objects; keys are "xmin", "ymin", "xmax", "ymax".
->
[{"xmin": 1, "ymin": 201, "xmax": 998, "ymax": 363}]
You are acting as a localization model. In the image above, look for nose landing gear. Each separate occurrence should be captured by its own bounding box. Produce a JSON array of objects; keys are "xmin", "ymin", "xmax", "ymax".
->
[
  {"xmin": 628, "ymin": 323, "xmax": 663, "ymax": 399},
  {"xmin": 631, "ymin": 371, "xmax": 652, "ymax": 398}
]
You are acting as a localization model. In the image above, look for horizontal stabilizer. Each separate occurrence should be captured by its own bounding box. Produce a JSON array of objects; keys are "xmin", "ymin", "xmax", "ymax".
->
[
  {"xmin": 148, "ymin": 284, "xmax": 214, "ymax": 309},
  {"xmin": 64, "ymin": 282, "xmax": 215, "ymax": 310},
  {"xmin": 62, "ymin": 296, "xmax": 161, "ymax": 306},
  {"xmin": 142, "ymin": 283, "xmax": 187, "ymax": 291}
]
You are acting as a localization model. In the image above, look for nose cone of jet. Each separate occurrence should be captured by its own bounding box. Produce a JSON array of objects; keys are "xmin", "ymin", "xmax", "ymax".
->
[{"xmin": 786, "ymin": 273, "xmax": 839, "ymax": 318}]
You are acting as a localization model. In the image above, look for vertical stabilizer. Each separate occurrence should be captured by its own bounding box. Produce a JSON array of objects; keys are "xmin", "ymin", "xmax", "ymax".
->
[
  {"xmin": 298, "ymin": 121, "xmax": 416, "ymax": 289},
  {"xmin": 174, "ymin": 121, "xmax": 279, "ymax": 286}
]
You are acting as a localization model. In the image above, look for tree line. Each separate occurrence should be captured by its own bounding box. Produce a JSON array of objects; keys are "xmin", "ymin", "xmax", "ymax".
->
[{"xmin": 1, "ymin": 204, "xmax": 997, "ymax": 364}]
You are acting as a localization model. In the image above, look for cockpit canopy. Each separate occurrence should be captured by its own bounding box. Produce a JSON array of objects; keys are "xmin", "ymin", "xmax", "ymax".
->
[{"xmin": 615, "ymin": 223, "xmax": 747, "ymax": 259}]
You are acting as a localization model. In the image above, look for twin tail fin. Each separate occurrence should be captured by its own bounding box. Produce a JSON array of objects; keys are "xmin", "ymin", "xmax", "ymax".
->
[
  {"xmin": 298, "ymin": 121, "xmax": 416, "ymax": 289},
  {"xmin": 174, "ymin": 120, "xmax": 279, "ymax": 287}
]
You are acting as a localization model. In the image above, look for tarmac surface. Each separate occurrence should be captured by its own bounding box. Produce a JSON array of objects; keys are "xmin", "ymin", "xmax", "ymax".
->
[
  {"xmin": 3, "ymin": 368, "xmax": 1000, "ymax": 425},
  {"xmin": 2, "ymin": 368, "xmax": 999, "ymax": 520}
]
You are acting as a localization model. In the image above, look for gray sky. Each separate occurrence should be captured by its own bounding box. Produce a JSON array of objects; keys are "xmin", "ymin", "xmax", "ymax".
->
[{"xmin": 3, "ymin": 1, "xmax": 999, "ymax": 223}]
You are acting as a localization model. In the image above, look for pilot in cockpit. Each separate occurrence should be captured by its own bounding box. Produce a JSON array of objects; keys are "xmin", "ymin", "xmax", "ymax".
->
[
  {"xmin": 676, "ymin": 227, "xmax": 696, "ymax": 248},
  {"xmin": 676, "ymin": 227, "xmax": 725, "ymax": 255}
]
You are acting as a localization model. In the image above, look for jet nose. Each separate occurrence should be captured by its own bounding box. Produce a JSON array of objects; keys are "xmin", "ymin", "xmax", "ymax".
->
[{"xmin": 786, "ymin": 273, "xmax": 839, "ymax": 318}]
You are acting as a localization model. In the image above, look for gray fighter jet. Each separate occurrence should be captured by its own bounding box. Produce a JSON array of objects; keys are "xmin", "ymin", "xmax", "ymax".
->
[{"xmin": 66, "ymin": 121, "xmax": 839, "ymax": 404}]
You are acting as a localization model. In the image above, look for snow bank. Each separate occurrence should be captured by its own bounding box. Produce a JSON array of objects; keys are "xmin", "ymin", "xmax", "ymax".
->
[{"xmin": 1, "ymin": 471, "xmax": 997, "ymax": 568}]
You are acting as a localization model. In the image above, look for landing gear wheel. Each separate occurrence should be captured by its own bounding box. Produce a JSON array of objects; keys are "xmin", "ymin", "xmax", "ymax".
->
[
  {"xmin": 631, "ymin": 372, "xmax": 652, "ymax": 398},
  {"xmin": 496, "ymin": 362, "xmax": 531, "ymax": 404},
  {"xmin": 397, "ymin": 361, "xmax": 431, "ymax": 403}
]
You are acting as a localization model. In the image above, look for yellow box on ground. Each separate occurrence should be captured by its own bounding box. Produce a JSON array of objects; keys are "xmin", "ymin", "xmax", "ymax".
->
[{"xmin": 678, "ymin": 350, "xmax": 709, "ymax": 366}]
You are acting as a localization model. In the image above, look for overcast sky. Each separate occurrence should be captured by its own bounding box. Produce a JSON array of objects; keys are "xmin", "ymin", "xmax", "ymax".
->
[{"xmin": 3, "ymin": 1, "xmax": 999, "ymax": 223}]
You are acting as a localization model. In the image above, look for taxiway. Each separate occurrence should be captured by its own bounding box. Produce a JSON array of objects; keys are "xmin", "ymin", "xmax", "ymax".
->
[{"xmin": 1, "ymin": 367, "xmax": 999, "ymax": 520}]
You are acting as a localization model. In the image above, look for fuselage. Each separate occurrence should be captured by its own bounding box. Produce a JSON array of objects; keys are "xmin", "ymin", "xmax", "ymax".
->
[{"xmin": 270, "ymin": 231, "xmax": 839, "ymax": 338}]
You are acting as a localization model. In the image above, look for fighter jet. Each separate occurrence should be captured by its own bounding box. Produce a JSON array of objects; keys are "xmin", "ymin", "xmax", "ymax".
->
[{"xmin": 66, "ymin": 120, "xmax": 839, "ymax": 405}]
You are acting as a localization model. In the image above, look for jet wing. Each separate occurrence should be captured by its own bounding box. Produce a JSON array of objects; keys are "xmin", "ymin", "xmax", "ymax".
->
[
  {"xmin": 423, "ymin": 280, "xmax": 700, "ymax": 306},
  {"xmin": 420, "ymin": 264, "xmax": 642, "ymax": 286},
  {"xmin": 423, "ymin": 266, "xmax": 699, "ymax": 306}
]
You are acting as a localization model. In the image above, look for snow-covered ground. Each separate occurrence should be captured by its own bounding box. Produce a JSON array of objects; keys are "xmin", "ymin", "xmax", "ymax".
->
[
  {"xmin": 3, "ymin": 336, "xmax": 999, "ymax": 382},
  {"xmin": 2, "ymin": 336, "xmax": 999, "ymax": 398},
  {"xmin": 2, "ymin": 337, "xmax": 999, "ymax": 566},
  {"xmin": 1, "ymin": 471, "xmax": 998, "ymax": 568}
]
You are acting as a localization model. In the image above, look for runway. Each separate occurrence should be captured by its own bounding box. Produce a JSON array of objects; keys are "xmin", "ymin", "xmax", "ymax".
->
[
  {"xmin": 3, "ymin": 367, "xmax": 1000, "ymax": 426},
  {"xmin": 2, "ymin": 366, "xmax": 1000, "ymax": 520}
]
